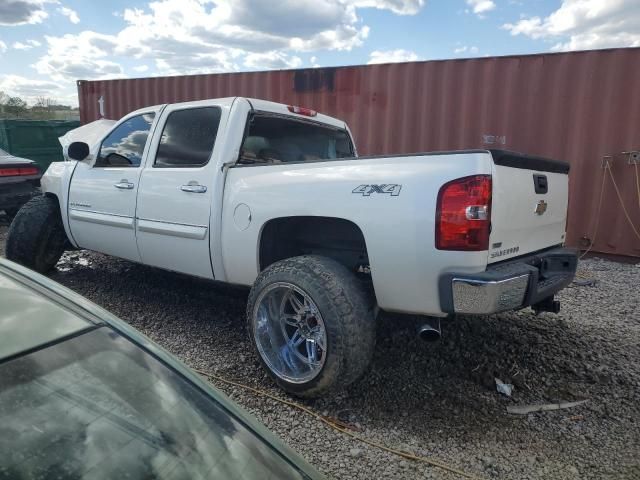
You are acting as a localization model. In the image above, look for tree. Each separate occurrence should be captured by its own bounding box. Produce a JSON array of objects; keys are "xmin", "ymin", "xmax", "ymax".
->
[
  {"xmin": 34, "ymin": 96, "xmax": 58, "ymax": 111},
  {"xmin": 4, "ymin": 96, "xmax": 28, "ymax": 116}
]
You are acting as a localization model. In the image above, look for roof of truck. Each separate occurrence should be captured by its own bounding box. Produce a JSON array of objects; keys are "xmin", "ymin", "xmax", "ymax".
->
[
  {"xmin": 245, "ymin": 98, "xmax": 347, "ymax": 129},
  {"xmin": 126, "ymin": 97, "xmax": 347, "ymax": 130}
]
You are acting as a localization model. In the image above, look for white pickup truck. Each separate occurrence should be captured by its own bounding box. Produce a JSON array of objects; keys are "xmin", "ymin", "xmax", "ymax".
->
[{"xmin": 6, "ymin": 97, "xmax": 577, "ymax": 397}]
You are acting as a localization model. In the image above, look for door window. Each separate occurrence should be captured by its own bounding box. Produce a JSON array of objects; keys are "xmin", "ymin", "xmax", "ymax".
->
[
  {"xmin": 96, "ymin": 113, "xmax": 155, "ymax": 167},
  {"xmin": 154, "ymin": 107, "xmax": 222, "ymax": 168}
]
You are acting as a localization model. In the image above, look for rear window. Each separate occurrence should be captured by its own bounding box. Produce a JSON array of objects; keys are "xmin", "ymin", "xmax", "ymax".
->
[
  {"xmin": 239, "ymin": 114, "xmax": 353, "ymax": 165},
  {"xmin": 0, "ymin": 327, "xmax": 308, "ymax": 480}
]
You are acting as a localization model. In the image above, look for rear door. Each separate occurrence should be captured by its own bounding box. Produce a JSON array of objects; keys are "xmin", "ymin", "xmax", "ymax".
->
[
  {"xmin": 488, "ymin": 150, "xmax": 570, "ymax": 263},
  {"xmin": 134, "ymin": 102, "xmax": 225, "ymax": 279},
  {"xmin": 68, "ymin": 110, "xmax": 159, "ymax": 261}
]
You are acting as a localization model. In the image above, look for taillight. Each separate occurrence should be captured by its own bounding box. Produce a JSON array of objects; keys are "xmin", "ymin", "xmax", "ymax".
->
[
  {"xmin": 435, "ymin": 175, "xmax": 492, "ymax": 251},
  {"xmin": 0, "ymin": 166, "xmax": 40, "ymax": 177},
  {"xmin": 287, "ymin": 105, "xmax": 317, "ymax": 117}
]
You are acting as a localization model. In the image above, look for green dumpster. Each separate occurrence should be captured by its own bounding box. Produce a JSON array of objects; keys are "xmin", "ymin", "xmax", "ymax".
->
[{"xmin": 0, "ymin": 119, "xmax": 80, "ymax": 172}]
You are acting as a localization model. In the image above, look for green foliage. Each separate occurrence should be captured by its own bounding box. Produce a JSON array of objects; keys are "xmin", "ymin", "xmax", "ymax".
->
[
  {"xmin": 4, "ymin": 96, "xmax": 28, "ymax": 116},
  {"xmin": 0, "ymin": 91, "xmax": 78, "ymax": 120}
]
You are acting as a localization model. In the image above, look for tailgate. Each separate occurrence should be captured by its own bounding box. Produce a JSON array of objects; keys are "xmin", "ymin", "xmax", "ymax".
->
[{"xmin": 488, "ymin": 150, "xmax": 569, "ymax": 263}]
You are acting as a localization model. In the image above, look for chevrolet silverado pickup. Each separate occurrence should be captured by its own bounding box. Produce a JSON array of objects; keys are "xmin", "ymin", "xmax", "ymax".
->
[{"xmin": 6, "ymin": 97, "xmax": 577, "ymax": 397}]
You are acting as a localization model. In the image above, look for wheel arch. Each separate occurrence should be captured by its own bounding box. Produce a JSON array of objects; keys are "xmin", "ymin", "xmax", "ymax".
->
[
  {"xmin": 40, "ymin": 161, "xmax": 78, "ymax": 248},
  {"xmin": 43, "ymin": 190, "xmax": 60, "ymax": 204},
  {"xmin": 257, "ymin": 215, "xmax": 370, "ymax": 274}
]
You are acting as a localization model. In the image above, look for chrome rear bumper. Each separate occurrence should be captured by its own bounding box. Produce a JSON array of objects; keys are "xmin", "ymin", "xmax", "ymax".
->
[
  {"xmin": 451, "ymin": 274, "xmax": 530, "ymax": 314},
  {"xmin": 439, "ymin": 247, "xmax": 578, "ymax": 315}
]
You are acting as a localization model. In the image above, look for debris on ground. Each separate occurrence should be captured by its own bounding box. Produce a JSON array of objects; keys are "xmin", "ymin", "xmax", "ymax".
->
[
  {"xmin": 495, "ymin": 378, "xmax": 514, "ymax": 397},
  {"xmin": 506, "ymin": 399, "xmax": 588, "ymax": 415}
]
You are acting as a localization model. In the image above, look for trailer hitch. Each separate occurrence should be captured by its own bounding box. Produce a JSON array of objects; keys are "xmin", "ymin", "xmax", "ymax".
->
[{"xmin": 532, "ymin": 296, "xmax": 561, "ymax": 315}]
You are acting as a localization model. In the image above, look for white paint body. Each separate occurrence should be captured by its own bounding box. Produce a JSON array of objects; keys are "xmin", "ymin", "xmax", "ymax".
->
[{"xmin": 41, "ymin": 97, "xmax": 569, "ymax": 317}]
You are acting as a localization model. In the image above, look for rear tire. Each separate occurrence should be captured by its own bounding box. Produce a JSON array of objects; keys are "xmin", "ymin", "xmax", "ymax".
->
[
  {"xmin": 247, "ymin": 255, "xmax": 376, "ymax": 398},
  {"xmin": 6, "ymin": 195, "xmax": 68, "ymax": 273}
]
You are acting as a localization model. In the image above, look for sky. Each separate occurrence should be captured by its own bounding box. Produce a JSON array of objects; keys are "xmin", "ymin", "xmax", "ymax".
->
[{"xmin": 0, "ymin": 0, "xmax": 638, "ymax": 106}]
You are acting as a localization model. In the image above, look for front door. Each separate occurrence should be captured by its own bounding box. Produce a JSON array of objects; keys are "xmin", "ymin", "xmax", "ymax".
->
[
  {"xmin": 68, "ymin": 110, "xmax": 159, "ymax": 261},
  {"xmin": 135, "ymin": 103, "xmax": 224, "ymax": 279}
]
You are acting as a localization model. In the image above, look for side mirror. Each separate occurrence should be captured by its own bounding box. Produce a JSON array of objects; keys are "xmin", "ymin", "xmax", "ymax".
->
[{"xmin": 68, "ymin": 142, "xmax": 90, "ymax": 161}]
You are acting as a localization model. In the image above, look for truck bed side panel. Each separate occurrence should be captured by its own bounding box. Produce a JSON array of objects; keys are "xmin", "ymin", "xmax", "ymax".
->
[{"xmin": 221, "ymin": 153, "xmax": 493, "ymax": 316}]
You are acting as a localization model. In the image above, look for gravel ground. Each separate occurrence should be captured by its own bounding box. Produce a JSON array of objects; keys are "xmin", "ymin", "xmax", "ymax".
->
[{"xmin": 1, "ymin": 215, "xmax": 639, "ymax": 479}]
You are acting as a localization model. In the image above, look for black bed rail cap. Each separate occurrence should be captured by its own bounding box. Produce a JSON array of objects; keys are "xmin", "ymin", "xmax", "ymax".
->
[{"xmin": 489, "ymin": 149, "xmax": 570, "ymax": 174}]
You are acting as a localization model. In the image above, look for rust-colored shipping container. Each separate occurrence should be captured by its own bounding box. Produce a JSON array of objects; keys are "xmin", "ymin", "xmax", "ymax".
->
[{"xmin": 78, "ymin": 47, "xmax": 640, "ymax": 258}]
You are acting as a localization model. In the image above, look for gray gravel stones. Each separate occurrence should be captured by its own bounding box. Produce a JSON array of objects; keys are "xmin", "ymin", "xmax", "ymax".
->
[{"xmin": 1, "ymin": 220, "xmax": 638, "ymax": 479}]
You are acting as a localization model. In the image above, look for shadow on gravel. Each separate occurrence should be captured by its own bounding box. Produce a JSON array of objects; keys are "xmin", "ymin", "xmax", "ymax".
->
[{"xmin": 338, "ymin": 312, "xmax": 593, "ymax": 433}]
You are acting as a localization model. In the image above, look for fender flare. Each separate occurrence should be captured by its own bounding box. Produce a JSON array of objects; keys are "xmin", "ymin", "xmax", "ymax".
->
[{"xmin": 40, "ymin": 162, "xmax": 79, "ymax": 248}]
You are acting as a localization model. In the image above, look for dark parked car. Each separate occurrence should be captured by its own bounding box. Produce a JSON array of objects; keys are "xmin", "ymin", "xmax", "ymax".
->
[
  {"xmin": 0, "ymin": 258, "xmax": 322, "ymax": 480},
  {"xmin": 0, "ymin": 148, "xmax": 41, "ymax": 216}
]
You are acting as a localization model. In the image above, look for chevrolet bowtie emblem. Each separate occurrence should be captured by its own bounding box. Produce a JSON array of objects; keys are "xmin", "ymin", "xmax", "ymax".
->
[{"xmin": 535, "ymin": 200, "xmax": 548, "ymax": 215}]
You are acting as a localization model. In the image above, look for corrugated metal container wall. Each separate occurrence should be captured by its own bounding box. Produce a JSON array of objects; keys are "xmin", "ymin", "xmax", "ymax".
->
[{"xmin": 78, "ymin": 48, "xmax": 640, "ymax": 258}]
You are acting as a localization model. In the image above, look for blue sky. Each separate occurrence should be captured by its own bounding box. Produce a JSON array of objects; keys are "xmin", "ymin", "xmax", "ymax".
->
[{"xmin": 0, "ymin": 0, "xmax": 638, "ymax": 106}]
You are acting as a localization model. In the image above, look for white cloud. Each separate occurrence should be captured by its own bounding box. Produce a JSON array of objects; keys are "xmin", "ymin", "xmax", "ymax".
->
[
  {"xmin": 0, "ymin": 41, "xmax": 7, "ymax": 53},
  {"xmin": 466, "ymin": 0, "xmax": 496, "ymax": 16},
  {"xmin": 132, "ymin": 65, "xmax": 149, "ymax": 73},
  {"xmin": 12, "ymin": 39, "xmax": 42, "ymax": 50},
  {"xmin": 33, "ymin": 0, "xmax": 424, "ymax": 82},
  {"xmin": 244, "ymin": 51, "xmax": 302, "ymax": 69},
  {"xmin": 0, "ymin": 0, "xmax": 50, "ymax": 26},
  {"xmin": 454, "ymin": 45, "xmax": 479, "ymax": 54},
  {"xmin": 58, "ymin": 6, "xmax": 79, "ymax": 24},
  {"xmin": 349, "ymin": 0, "xmax": 425, "ymax": 15},
  {"xmin": 33, "ymin": 31, "xmax": 124, "ymax": 82},
  {"xmin": 153, "ymin": 52, "xmax": 238, "ymax": 76},
  {"xmin": 0, "ymin": 74, "xmax": 63, "ymax": 104},
  {"xmin": 367, "ymin": 48, "xmax": 420, "ymax": 64},
  {"xmin": 503, "ymin": 0, "xmax": 640, "ymax": 51}
]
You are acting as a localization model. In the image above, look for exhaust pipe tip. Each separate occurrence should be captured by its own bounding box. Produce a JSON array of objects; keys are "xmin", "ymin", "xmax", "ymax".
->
[{"xmin": 417, "ymin": 318, "xmax": 441, "ymax": 342}]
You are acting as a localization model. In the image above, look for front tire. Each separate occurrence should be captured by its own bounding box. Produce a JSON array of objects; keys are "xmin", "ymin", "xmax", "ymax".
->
[
  {"xmin": 6, "ymin": 195, "xmax": 68, "ymax": 273},
  {"xmin": 247, "ymin": 255, "xmax": 376, "ymax": 398},
  {"xmin": 3, "ymin": 207, "xmax": 19, "ymax": 218}
]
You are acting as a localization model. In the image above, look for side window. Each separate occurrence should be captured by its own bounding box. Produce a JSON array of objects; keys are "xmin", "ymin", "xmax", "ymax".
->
[
  {"xmin": 154, "ymin": 107, "xmax": 221, "ymax": 167},
  {"xmin": 97, "ymin": 113, "xmax": 155, "ymax": 167}
]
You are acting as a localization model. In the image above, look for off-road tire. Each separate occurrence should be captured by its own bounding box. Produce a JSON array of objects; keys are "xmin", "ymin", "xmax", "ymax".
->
[
  {"xmin": 247, "ymin": 255, "xmax": 376, "ymax": 398},
  {"xmin": 6, "ymin": 195, "xmax": 68, "ymax": 273},
  {"xmin": 4, "ymin": 207, "xmax": 19, "ymax": 218}
]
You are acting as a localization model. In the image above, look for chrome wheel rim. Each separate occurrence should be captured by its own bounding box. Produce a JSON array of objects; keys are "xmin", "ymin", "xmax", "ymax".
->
[{"xmin": 253, "ymin": 282, "xmax": 327, "ymax": 384}]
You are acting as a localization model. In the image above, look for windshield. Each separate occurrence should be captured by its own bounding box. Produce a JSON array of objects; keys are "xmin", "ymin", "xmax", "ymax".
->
[
  {"xmin": 0, "ymin": 327, "xmax": 308, "ymax": 480},
  {"xmin": 239, "ymin": 114, "xmax": 353, "ymax": 165}
]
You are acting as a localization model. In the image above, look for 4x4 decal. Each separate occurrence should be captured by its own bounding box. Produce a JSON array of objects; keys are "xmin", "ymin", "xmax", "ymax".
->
[{"xmin": 352, "ymin": 184, "xmax": 402, "ymax": 197}]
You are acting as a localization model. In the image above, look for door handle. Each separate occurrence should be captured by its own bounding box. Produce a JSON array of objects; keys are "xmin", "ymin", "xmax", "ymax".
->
[
  {"xmin": 180, "ymin": 184, "xmax": 207, "ymax": 193},
  {"xmin": 114, "ymin": 180, "xmax": 134, "ymax": 190}
]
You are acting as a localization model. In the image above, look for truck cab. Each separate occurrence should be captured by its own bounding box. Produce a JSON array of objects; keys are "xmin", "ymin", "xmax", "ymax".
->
[{"xmin": 62, "ymin": 98, "xmax": 354, "ymax": 280}]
